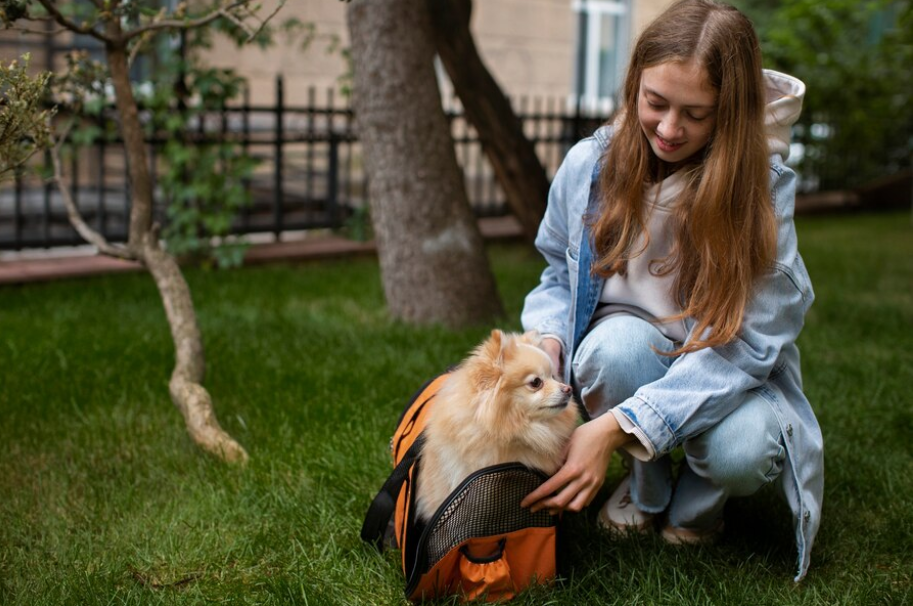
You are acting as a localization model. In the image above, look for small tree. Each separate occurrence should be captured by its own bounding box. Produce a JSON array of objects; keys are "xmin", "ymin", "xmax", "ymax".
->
[{"xmin": 0, "ymin": 0, "xmax": 294, "ymax": 463}]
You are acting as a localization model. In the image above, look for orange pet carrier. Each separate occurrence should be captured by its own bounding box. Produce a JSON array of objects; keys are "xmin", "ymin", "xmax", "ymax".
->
[{"xmin": 361, "ymin": 372, "xmax": 561, "ymax": 602}]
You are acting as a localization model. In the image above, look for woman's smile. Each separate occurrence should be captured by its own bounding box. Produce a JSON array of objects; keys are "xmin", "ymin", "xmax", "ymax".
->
[{"xmin": 655, "ymin": 133, "xmax": 685, "ymax": 153}]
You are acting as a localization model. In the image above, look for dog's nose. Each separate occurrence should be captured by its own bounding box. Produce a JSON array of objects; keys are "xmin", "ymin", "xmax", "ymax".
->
[{"xmin": 560, "ymin": 383, "xmax": 571, "ymax": 395}]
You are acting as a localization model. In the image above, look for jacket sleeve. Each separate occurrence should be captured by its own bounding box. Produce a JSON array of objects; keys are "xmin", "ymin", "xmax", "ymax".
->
[
  {"xmin": 520, "ymin": 144, "xmax": 581, "ymax": 351},
  {"xmin": 615, "ymin": 164, "xmax": 815, "ymax": 457}
]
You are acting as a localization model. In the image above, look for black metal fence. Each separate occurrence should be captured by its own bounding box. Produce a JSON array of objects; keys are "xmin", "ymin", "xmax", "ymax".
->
[{"xmin": 0, "ymin": 77, "xmax": 610, "ymax": 251}]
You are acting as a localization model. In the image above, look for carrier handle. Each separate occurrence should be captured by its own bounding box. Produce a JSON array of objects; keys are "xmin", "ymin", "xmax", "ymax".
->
[
  {"xmin": 458, "ymin": 538, "xmax": 507, "ymax": 564},
  {"xmin": 361, "ymin": 435, "xmax": 424, "ymax": 550}
]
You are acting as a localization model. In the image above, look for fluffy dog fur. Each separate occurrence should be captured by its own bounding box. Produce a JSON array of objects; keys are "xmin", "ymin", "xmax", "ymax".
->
[{"xmin": 414, "ymin": 329, "xmax": 579, "ymax": 522}]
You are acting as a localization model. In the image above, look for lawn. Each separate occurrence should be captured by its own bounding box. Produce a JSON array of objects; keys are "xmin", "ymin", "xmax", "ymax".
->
[{"xmin": 1, "ymin": 211, "xmax": 911, "ymax": 605}]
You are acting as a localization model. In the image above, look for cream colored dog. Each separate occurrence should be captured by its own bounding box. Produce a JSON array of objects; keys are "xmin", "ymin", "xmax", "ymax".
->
[{"xmin": 414, "ymin": 329, "xmax": 579, "ymax": 522}]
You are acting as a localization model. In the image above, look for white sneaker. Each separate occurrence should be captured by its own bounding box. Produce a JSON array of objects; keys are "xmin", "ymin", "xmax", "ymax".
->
[{"xmin": 597, "ymin": 475, "xmax": 654, "ymax": 534}]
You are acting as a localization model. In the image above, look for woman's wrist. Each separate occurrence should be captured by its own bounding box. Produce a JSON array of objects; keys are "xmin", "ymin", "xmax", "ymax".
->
[{"xmin": 597, "ymin": 409, "xmax": 636, "ymax": 451}]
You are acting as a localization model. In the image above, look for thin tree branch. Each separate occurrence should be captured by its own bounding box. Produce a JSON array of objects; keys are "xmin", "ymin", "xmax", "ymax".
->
[
  {"xmin": 0, "ymin": 147, "xmax": 42, "ymax": 181},
  {"xmin": 216, "ymin": 8, "xmax": 255, "ymax": 38},
  {"xmin": 122, "ymin": 1, "xmax": 250, "ymax": 41},
  {"xmin": 242, "ymin": 0, "xmax": 287, "ymax": 44},
  {"xmin": 6, "ymin": 23, "xmax": 69, "ymax": 36},
  {"xmin": 49, "ymin": 123, "xmax": 137, "ymax": 261},
  {"xmin": 127, "ymin": 29, "xmax": 155, "ymax": 67},
  {"xmin": 34, "ymin": 0, "xmax": 110, "ymax": 43}
]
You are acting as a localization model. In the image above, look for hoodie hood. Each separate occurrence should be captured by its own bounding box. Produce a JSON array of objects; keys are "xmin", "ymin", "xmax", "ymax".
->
[{"xmin": 763, "ymin": 69, "xmax": 805, "ymax": 161}]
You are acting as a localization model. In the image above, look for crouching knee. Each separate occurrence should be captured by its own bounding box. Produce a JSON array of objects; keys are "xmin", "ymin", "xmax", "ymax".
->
[{"xmin": 685, "ymin": 396, "xmax": 786, "ymax": 497}]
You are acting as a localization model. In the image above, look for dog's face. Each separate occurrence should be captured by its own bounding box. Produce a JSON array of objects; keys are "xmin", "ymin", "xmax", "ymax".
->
[
  {"xmin": 416, "ymin": 329, "xmax": 579, "ymax": 518},
  {"xmin": 464, "ymin": 330, "xmax": 578, "ymax": 445}
]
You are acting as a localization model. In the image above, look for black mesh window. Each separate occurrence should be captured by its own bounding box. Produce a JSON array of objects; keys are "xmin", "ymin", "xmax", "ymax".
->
[{"xmin": 419, "ymin": 464, "xmax": 556, "ymax": 572}]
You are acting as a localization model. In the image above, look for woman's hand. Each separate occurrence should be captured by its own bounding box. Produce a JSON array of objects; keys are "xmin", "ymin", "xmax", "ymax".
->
[{"xmin": 521, "ymin": 411, "xmax": 632, "ymax": 514}]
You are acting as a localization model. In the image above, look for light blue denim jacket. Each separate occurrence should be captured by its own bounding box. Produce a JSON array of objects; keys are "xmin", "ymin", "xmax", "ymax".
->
[{"xmin": 521, "ymin": 125, "xmax": 824, "ymax": 581}]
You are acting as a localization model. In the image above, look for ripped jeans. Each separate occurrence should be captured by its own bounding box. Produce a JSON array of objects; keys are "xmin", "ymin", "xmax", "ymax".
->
[{"xmin": 572, "ymin": 314, "xmax": 786, "ymax": 530}]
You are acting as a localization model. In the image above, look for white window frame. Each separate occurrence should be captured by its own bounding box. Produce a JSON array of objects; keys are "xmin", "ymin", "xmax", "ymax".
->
[{"xmin": 572, "ymin": 0, "xmax": 630, "ymax": 113}]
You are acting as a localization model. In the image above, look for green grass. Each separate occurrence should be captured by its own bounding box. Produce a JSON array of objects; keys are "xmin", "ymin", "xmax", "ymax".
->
[{"xmin": 1, "ymin": 211, "xmax": 911, "ymax": 605}]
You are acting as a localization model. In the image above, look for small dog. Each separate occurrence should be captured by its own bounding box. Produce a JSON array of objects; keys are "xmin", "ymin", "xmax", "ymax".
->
[{"xmin": 414, "ymin": 329, "xmax": 579, "ymax": 522}]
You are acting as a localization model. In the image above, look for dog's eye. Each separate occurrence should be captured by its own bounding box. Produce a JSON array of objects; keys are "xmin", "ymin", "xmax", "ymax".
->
[{"xmin": 529, "ymin": 377, "xmax": 543, "ymax": 390}]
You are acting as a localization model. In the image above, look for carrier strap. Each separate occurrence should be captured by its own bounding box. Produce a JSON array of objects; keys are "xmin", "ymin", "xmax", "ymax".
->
[{"xmin": 361, "ymin": 434, "xmax": 425, "ymax": 551}]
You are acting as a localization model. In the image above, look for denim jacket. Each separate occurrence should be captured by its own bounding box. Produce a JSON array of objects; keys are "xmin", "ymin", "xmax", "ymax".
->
[{"xmin": 521, "ymin": 125, "xmax": 824, "ymax": 581}]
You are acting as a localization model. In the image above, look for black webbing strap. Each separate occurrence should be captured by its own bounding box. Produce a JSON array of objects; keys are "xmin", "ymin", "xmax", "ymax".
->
[{"xmin": 361, "ymin": 434, "xmax": 425, "ymax": 551}]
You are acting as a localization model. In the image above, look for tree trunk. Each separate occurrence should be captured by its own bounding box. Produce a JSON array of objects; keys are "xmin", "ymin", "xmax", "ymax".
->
[
  {"xmin": 104, "ymin": 35, "xmax": 154, "ymax": 249},
  {"xmin": 347, "ymin": 0, "xmax": 504, "ymax": 327},
  {"xmin": 104, "ymin": 37, "xmax": 247, "ymax": 463},
  {"xmin": 143, "ymin": 238, "xmax": 247, "ymax": 463},
  {"xmin": 426, "ymin": 0, "xmax": 549, "ymax": 243}
]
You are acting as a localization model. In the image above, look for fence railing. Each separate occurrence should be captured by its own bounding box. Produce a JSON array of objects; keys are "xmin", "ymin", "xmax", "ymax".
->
[{"xmin": 0, "ymin": 77, "xmax": 610, "ymax": 251}]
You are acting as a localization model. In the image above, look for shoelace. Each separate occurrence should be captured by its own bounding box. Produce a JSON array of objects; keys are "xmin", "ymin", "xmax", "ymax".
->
[{"xmin": 618, "ymin": 489, "xmax": 633, "ymax": 509}]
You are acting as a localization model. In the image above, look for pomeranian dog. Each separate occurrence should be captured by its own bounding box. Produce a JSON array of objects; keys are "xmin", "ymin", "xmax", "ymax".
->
[{"xmin": 414, "ymin": 329, "xmax": 579, "ymax": 522}]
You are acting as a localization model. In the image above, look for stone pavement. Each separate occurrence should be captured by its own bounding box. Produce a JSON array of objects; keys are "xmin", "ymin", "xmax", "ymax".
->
[{"xmin": 0, "ymin": 216, "xmax": 524, "ymax": 285}]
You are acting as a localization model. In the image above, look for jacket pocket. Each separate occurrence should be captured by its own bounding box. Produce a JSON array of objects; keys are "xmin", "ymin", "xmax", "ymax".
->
[{"xmin": 774, "ymin": 254, "xmax": 813, "ymax": 304}]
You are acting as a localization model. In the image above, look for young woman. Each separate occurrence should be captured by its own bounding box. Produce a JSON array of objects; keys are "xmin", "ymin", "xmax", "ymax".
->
[{"xmin": 519, "ymin": 0, "xmax": 823, "ymax": 581}]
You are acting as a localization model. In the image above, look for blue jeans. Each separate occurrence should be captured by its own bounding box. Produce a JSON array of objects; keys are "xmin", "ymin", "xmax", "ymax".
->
[{"xmin": 572, "ymin": 315, "xmax": 786, "ymax": 529}]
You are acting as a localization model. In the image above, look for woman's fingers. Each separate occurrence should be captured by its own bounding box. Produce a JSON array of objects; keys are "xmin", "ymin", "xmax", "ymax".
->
[{"xmin": 520, "ymin": 466, "xmax": 573, "ymax": 510}]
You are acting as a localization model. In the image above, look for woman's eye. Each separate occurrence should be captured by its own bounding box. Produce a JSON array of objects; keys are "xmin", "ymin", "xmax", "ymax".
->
[
  {"xmin": 529, "ymin": 378, "xmax": 543, "ymax": 390},
  {"xmin": 689, "ymin": 113, "xmax": 709, "ymax": 121}
]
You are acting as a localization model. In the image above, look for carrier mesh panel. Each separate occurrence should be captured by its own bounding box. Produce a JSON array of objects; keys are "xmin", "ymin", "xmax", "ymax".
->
[{"xmin": 420, "ymin": 465, "xmax": 555, "ymax": 571}]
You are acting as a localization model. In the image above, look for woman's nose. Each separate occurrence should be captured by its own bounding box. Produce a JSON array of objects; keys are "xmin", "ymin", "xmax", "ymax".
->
[{"xmin": 657, "ymin": 113, "xmax": 683, "ymax": 139}]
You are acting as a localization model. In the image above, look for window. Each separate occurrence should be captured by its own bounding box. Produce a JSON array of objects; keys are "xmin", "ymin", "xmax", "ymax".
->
[{"xmin": 572, "ymin": 0, "xmax": 630, "ymax": 112}]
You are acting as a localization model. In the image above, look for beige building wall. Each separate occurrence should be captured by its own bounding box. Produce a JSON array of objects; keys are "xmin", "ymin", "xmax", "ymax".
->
[
  {"xmin": 458, "ymin": 0, "xmax": 576, "ymax": 103},
  {"xmin": 201, "ymin": 1, "xmax": 349, "ymax": 106},
  {"xmin": 630, "ymin": 0, "xmax": 675, "ymax": 41},
  {"xmin": 201, "ymin": 0, "xmax": 674, "ymax": 108},
  {"xmin": 468, "ymin": 0, "xmax": 672, "ymax": 103}
]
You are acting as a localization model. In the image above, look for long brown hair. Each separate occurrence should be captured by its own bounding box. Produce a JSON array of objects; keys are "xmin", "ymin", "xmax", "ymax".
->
[{"xmin": 590, "ymin": 0, "xmax": 776, "ymax": 355}]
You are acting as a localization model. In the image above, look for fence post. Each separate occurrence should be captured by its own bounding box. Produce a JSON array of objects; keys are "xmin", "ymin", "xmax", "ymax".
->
[
  {"xmin": 306, "ymin": 86, "xmax": 315, "ymax": 207},
  {"xmin": 71, "ymin": 148, "xmax": 79, "ymax": 221},
  {"xmin": 327, "ymin": 88, "xmax": 339, "ymax": 228},
  {"xmin": 274, "ymin": 75, "xmax": 285, "ymax": 239},
  {"xmin": 98, "ymin": 138, "xmax": 107, "ymax": 237},
  {"xmin": 14, "ymin": 168, "xmax": 23, "ymax": 249},
  {"xmin": 343, "ymin": 95, "xmax": 354, "ymax": 212},
  {"xmin": 240, "ymin": 83, "xmax": 251, "ymax": 232},
  {"xmin": 43, "ymin": 149, "xmax": 52, "ymax": 247}
]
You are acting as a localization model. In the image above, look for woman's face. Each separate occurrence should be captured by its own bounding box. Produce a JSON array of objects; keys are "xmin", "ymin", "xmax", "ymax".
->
[{"xmin": 637, "ymin": 59, "xmax": 717, "ymax": 165}]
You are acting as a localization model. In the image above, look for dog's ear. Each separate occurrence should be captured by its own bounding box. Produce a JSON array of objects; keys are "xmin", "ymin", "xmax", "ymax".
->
[
  {"xmin": 476, "ymin": 329, "xmax": 507, "ymax": 368},
  {"xmin": 484, "ymin": 329, "xmax": 502, "ymax": 355},
  {"xmin": 469, "ymin": 330, "xmax": 505, "ymax": 387},
  {"xmin": 489, "ymin": 328, "xmax": 503, "ymax": 351},
  {"xmin": 495, "ymin": 330, "xmax": 522, "ymax": 368}
]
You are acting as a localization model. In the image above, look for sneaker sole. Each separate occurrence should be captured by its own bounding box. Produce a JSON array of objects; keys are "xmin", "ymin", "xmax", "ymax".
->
[
  {"xmin": 597, "ymin": 506, "xmax": 654, "ymax": 534},
  {"xmin": 660, "ymin": 521, "xmax": 724, "ymax": 545}
]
